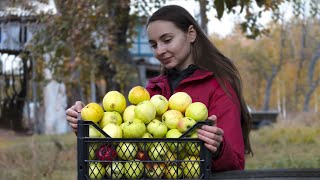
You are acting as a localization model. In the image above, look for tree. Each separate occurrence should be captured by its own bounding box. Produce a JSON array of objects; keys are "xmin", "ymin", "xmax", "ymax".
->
[
  {"xmin": 288, "ymin": 0, "xmax": 320, "ymax": 111},
  {"xmin": 197, "ymin": 0, "xmax": 285, "ymax": 38}
]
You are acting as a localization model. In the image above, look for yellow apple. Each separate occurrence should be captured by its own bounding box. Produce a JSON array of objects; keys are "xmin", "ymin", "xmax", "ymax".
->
[
  {"xmin": 88, "ymin": 142, "xmax": 101, "ymax": 160},
  {"xmin": 102, "ymin": 91, "xmax": 126, "ymax": 113},
  {"xmin": 162, "ymin": 110, "xmax": 184, "ymax": 129},
  {"xmin": 186, "ymin": 132, "xmax": 200, "ymax": 156},
  {"xmin": 148, "ymin": 142, "xmax": 168, "ymax": 161},
  {"xmin": 116, "ymin": 142, "xmax": 138, "ymax": 160},
  {"xmin": 166, "ymin": 129, "xmax": 183, "ymax": 152},
  {"xmin": 105, "ymin": 162, "xmax": 124, "ymax": 179},
  {"xmin": 89, "ymin": 125, "xmax": 101, "ymax": 137},
  {"xmin": 124, "ymin": 161, "xmax": 144, "ymax": 179},
  {"xmin": 102, "ymin": 123, "xmax": 122, "ymax": 138},
  {"xmin": 128, "ymin": 86, "xmax": 150, "ymax": 105},
  {"xmin": 134, "ymin": 100, "xmax": 156, "ymax": 124},
  {"xmin": 150, "ymin": 94, "xmax": 169, "ymax": 115},
  {"xmin": 185, "ymin": 102, "xmax": 208, "ymax": 121},
  {"xmin": 100, "ymin": 111, "xmax": 122, "ymax": 128},
  {"xmin": 122, "ymin": 118, "xmax": 146, "ymax": 138},
  {"xmin": 165, "ymin": 165, "xmax": 182, "ymax": 179},
  {"xmin": 168, "ymin": 92, "xmax": 192, "ymax": 113},
  {"xmin": 81, "ymin": 103, "xmax": 104, "ymax": 123},
  {"xmin": 122, "ymin": 105, "xmax": 136, "ymax": 122},
  {"xmin": 88, "ymin": 162, "xmax": 105, "ymax": 180},
  {"xmin": 181, "ymin": 156, "xmax": 200, "ymax": 179},
  {"xmin": 147, "ymin": 119, "xmax": 167, "ymax": 138},
  {"xmin": 177, "ymin": 117, "xmax": 197, "ymax": 133}
]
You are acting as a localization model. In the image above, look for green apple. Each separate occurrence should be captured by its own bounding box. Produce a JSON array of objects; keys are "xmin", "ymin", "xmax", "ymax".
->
[
  {"xmin": 182, "ymin": 156, "xmax": 200, "ymax": 179},
  {"xmin": 88, "ymin": 142, "xmax": 101, "ymax": 160},
  {"xmin": 105, "ymin": 162, "xmax": 124, "ymax": 179},
  {"xmin": 81, "ymin": 103, "xmax": 104, "ymax": 123},
  {"xmin": 122, "ymin": 105, "xmax": 136, "ymax": 122},
  {"xmin": 150, "ymin": 94, "xmax": 169, "ymax": 115},
  {"xmin": 142, "ymin": 132, "xmax": 153, "ymax": 138},
  {"xmin": 122, "ymin": 118, "xmax": 146, "ymax": 138},
  {"xmin": 147, "ymin": 119, "xmax": 168, "ymax": 138},
  {"xmin": 165, "ymin": 150, "xmax": 177, "ymax": 162},
  {"xmin": 102, "ymin": 123, "xmax": 122, "ymax": 138},
  {"xmin": 168, "ymin": 92, "xmax": 192, "ymax": 113},
  {"xmin": 120, "ymin": 121, "xmax": 129, "ymax": 130},
  {"xmin": 88, "ymin": 162, "xmax": 106, "ymax": 180},
  {"xmin": 128, "ymin": 85, "xmax": 150, "ymax": 105},
  {"xmin": 162, "ymin": 110, "xmax": 184, "ymax": 129},
  {"xmin": 102, "ymin": 91, "xmax": 126, "ymax": 113},
  {"xmin": 116, "ymin": 142, "xmax": 138, "ymax": 160},
  {"xmin": 139, "ymin": 132, "xmax": 153, "ymax": 151},
  {"xmin": 145, "ymin": 163, "xmax": 165, "ymax": 179},
  {"xmin": 178, "ymin": 149, "xmax": 188, "ymax": 160},
  {"xmin": 166, "ymin": 129, "xmax": 183, "ymax": 152},
  {"xmin": 177, "ymin": 117, "xmax": 197, "ymax": 133},
  {"xmin": 89, "ymin": 125, "xmax": 101, "ymax": 137},
  {"xmin": 148, "ymin": 142, "xmax": 168, "ymax": 161},
  {"xmin": 165, "ymin": 165, "xmax": 182, "ymax": 179},
  {"xmin": 124, "ymin": 161, "xmax": 144, "ymax": 179},
  {"xmin": 186, "ymin": 132, "xmax": 200, "ymax": 156},
  {"xmin": 185, "ymin": 102, "xmax": 208, "ymax": 121},
  {"xmin": 100, "ymin": 111, "xmax": 122, "ymax": 128},
  {"xmin": 181, "ymin": 155, "xmax": 200, "ymax": 167},
  {"xmin": 134, "ymin": 100, "xmax": 156, "ymax": 124}
]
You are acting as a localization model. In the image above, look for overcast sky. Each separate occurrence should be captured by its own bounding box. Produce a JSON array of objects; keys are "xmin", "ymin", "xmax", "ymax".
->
[{"xmin": 167, "ymin": 0, "xmax": 294, "ymax": 37}]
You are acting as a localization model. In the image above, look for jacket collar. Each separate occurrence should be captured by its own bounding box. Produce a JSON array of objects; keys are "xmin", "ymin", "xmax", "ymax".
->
[{"xmin": 149, "ymin": 69, "xmax": 213, "ymax": 83}]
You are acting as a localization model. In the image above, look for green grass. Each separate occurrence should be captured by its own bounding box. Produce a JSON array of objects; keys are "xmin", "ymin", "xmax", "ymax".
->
[
  {"xmin": 0, "ymin": 133, "xmax": 77, "ymax": 180},
  {"xmin": 0, "ymin": 112, "xmax": 319, "ymax": 179},
  {"xmin": 246, "ymin": 112, "xmax": 320, "ymax": 169}
]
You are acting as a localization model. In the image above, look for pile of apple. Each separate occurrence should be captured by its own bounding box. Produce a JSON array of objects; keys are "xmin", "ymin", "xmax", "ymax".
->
[{"xmin": 81, "ymin": 86, "xmax": 209, "ymax": 180}]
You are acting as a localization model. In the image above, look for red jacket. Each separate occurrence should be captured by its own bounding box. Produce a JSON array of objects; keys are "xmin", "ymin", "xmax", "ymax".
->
[{"xmin": 145, "ymin": 69, "xmax": 245, "ymax": 171}]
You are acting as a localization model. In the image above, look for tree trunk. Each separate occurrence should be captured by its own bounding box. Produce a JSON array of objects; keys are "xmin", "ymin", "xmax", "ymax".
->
[
  {"xmin": 105, "ymin": 0, "xmax": 131, "ymax": 93},
  {"xmin": 198, "ymin": 0, "xmax": 208, "ymax": 35},
  {"xmin": 303, "ymin": 42, "xmax": 320, "ymax": 111},
  {"xmin": 262, "ymin": 19, "xmax": 286, "ymax": 111},
  {"xmin": 293, "ymin": 4, "xmax": 307, "ymax": 110}
]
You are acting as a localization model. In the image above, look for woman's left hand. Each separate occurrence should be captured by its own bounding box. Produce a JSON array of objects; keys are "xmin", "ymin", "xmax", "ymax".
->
[{"xmin": 197, "ymin": 115, "xmax": 224, "ymax": 153}]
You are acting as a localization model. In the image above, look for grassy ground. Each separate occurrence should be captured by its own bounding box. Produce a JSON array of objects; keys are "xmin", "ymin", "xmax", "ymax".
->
[
  {"xmin": 246, "ymin": 112, "xmax": 320, "ymax": 169},
  {"xmin": 0, "ymin": 112, "xmax": 319, "ymax": 180}
]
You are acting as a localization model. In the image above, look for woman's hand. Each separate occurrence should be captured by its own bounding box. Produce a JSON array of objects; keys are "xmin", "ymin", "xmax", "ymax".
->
[
  {"xmin": 66, "ymin": 101, "xmax": 85, "ymax": 133},
  {"xmin": 197, "ymin": 115, "xmax": 224, "ymax": 153}
]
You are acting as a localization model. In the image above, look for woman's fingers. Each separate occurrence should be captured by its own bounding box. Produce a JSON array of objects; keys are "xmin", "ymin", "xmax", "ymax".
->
[
  {"xmin": 197, "ymin": 124, "xmax": 224, "ymax": 153},
  {"xmin": 198, "ymin": 132, "xmax": 220, "ymax": 147},
  {"xmin": 207, "ymin": 115, "xmax": 217, "ymax": 126},
  {"xmin": 66, "ymin": 101, "xmax": 84, "ymax": 133},
  {"xmin": 200, "ymin": 125, "xmax": 224, "ymax": 136},
  {"xmin": 75, "ymin": 101, "xmax": 85, "ymax": 112}
]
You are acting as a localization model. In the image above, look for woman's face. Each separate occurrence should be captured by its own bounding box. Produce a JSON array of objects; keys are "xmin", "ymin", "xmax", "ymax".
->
[{"xmin": 147, "ymin": 20, "xmax": 196, "ymax": 71}]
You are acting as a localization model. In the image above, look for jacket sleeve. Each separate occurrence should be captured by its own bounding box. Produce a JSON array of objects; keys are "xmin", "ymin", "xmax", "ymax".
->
[{"xmin": 209, "ymin": 82, "xmax": 245, "ymax": 171}]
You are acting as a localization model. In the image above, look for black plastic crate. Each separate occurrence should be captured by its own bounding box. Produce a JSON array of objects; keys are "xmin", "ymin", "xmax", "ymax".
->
[{"xmin": 77, "ymin": 120, "xmax": 212, "ymax": 180}]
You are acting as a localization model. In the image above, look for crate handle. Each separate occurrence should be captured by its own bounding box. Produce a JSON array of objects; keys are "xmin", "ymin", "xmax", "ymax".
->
[
  {"xmin": 77, "ymin": 113, "xmax": 111, "ymax": 138},
  {"xmin": 180, "ymin": 119, "xmax": 212, "ymax": 138}
]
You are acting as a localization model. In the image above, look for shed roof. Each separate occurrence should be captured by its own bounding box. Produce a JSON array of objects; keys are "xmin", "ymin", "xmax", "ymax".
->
[{"xmin": 0, "ymin": 0, "xmax": 56, "ymax": 21}]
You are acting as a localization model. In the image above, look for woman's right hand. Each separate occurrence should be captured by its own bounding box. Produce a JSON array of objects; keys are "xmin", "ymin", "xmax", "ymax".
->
[{"xmin": 66, "ymin": 101, "xmax": 85, "ymax": 133}]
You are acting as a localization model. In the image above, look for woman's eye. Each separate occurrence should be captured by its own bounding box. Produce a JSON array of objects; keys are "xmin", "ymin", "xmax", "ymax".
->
[
  {"xmin": 150, "ymin": 44, "xmax": 157, "ymax": 49},
  {"xmin": 164, "ymin": 39, "xmax": 171, "ymax": 43}
]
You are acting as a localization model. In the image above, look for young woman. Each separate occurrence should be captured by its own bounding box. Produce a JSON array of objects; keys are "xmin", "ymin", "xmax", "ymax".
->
[{"xmin": 66, "ymin": 5, "xmax": 252, "ymax": 171}]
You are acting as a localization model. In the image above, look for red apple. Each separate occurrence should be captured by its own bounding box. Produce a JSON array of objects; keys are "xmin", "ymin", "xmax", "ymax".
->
[
  {"xmin": 136, "ymin": 150, "xmax": 149, "ymax": 161},
  {"xmin": 145, "ymin": 163, "xmax": 165, "ymax": 178},
  {"xmin": 96, "ymin": 144, "xmax": 117, "ymax": 165}
]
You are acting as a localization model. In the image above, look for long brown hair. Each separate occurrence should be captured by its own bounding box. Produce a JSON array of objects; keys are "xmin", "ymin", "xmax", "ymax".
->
[{"xmin": 147, "ymin": 5, "xmax": 253, "ymax": 155}]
